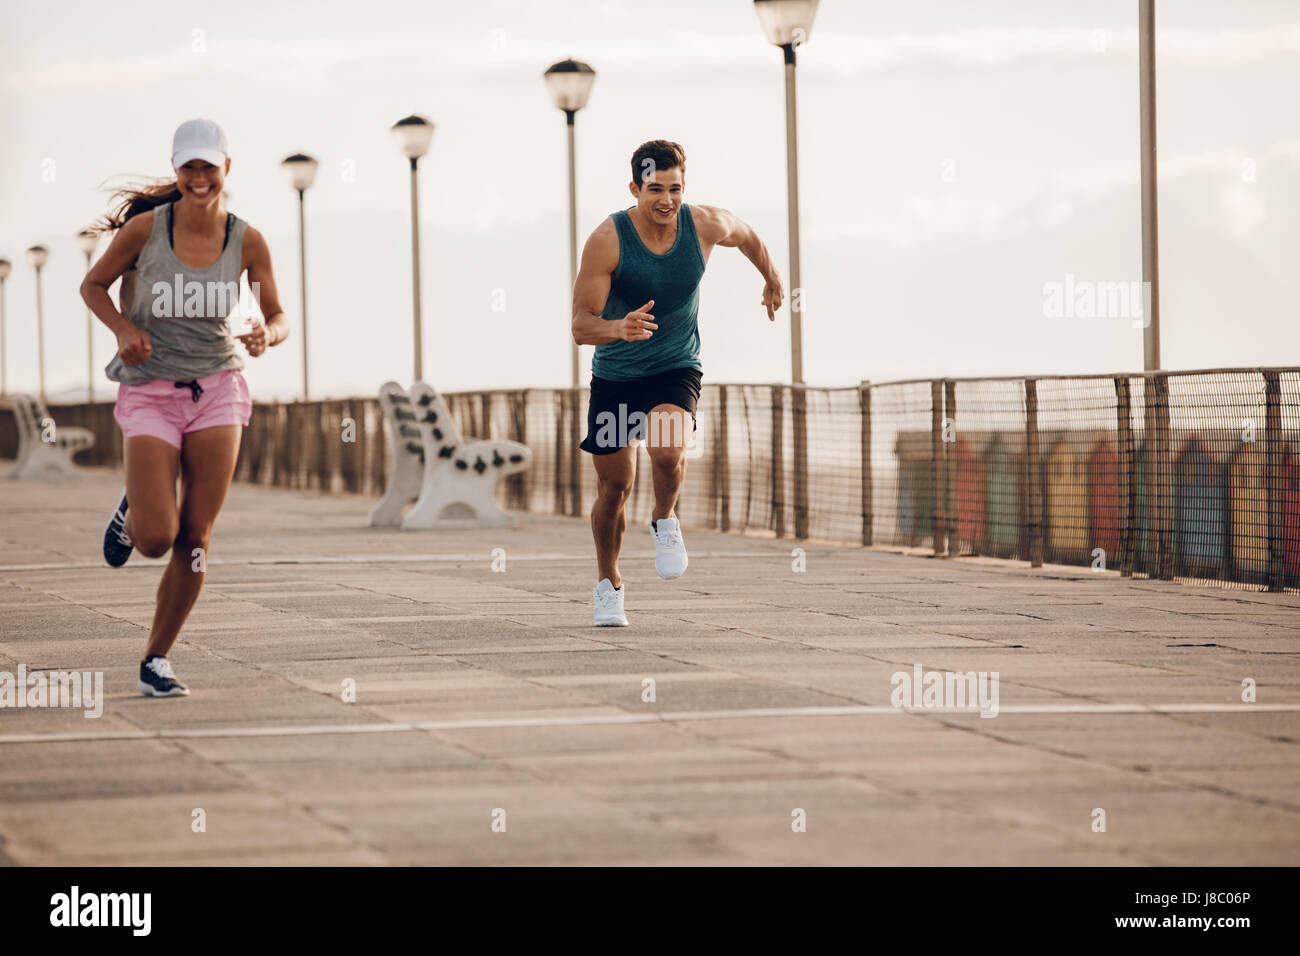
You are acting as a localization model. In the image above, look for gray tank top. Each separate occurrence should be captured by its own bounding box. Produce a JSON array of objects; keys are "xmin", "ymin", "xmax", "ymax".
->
[{"xmin": 105, "ymin": 201, "xmax": 248, "ymax": 384}]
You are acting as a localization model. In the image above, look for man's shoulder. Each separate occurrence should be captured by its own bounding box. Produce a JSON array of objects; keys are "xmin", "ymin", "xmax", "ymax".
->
[
  {"xmin": 687, "ymin": 203, "xmax": 727, "ymax": 242},
  {"xmin": 584, "ymin": 215, "xmax": 621, "ymax": 264}
]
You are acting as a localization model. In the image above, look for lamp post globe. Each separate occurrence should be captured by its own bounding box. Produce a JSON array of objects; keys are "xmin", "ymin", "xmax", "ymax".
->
[
  {"xmin": 281, "ymin": 152, "xmax": 319, "ymax": 193},
  {"xmin": 753, "ymin": 0, "xmax": 819, "ymax": 47},
  {"xmin": 391, "ymin": 115, "xmax": 435, "ymax": 161},
  {"xmin": 543, "ymin": 58, "xmax": 596, "ymax": 114}
]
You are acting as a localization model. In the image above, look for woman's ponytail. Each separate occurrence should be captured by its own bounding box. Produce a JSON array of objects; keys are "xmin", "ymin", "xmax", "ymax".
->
[{"xmin": 93, "ymin": 178, "xmax": 183, "ymax": 233}]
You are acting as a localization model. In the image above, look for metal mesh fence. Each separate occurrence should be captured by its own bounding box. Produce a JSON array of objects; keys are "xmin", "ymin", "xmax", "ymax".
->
[{"xmin": 19, "ymin": 366, "xmax": 1298, "ymax": 593}]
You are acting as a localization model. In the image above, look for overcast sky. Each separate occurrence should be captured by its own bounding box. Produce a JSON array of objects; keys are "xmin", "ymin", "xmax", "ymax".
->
[{"xmin": 1, "ymin": 0, "xmax": 1297, "ymax": 401}]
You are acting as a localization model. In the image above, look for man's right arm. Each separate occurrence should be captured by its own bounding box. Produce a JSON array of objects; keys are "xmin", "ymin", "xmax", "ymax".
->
[{"xmin": 571, "ymin": 217, "xmax": 657, "ymax": 346}]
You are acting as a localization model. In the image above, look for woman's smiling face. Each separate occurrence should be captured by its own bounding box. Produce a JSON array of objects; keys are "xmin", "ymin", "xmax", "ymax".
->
[{"xmin": 175, "ymin": 157, "xmax": 230, "ymax": 203}]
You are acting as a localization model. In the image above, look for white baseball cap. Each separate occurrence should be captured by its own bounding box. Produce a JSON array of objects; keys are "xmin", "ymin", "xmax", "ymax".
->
[{"xmin": 172, "ymin": 118, "xmax": 229, "ymax": 169}]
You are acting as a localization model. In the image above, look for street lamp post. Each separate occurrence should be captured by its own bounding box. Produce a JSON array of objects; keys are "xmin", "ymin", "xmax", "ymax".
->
[
  {"xmin": 26, "ymin": 246, "xmax": 49, "ymax": 403},
  {"xmin": 1139, "ymin": 0, "xmax": 1160, "ymax": 372},
  {"xmin": 754, "ymin": 0, "xmax": 819, "ymax": 540},
  {"xmin": 543, "ymin": 58, "xmax": 597, "ymax": 390},
  {"xmin": 77, "ymin": 230, "xmax": 99, "ymax": 403},
  {"xmin": 1137, "ymin": 0, "xmax": 1171, "ymax": 578},
  {"xmin": 0, "ymin": 258, "xmax": 10, "ymax": 396},
  {"xmin": 391, "ymin": 115, "xmax": 435, "ymax": 383},
  {"xmin": 281, "ymin": 153, "xmax": 319, "ymax": 401}
]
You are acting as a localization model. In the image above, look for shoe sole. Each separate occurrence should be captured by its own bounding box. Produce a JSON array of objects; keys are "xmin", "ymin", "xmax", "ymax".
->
[
  {"xmin": 656, "ymin": 559, "xmax": 688, "ymax": 579},
  {"xmin": 102, "ymin": 510, "xmax": 132, "ymax": 568},
  {"xmin": 137, "ymin": 680, "xmax": 190, "ymax": 697},
  {"xmin": 594, "ymin": 619, "xmax": 629, "ymax": 627}
]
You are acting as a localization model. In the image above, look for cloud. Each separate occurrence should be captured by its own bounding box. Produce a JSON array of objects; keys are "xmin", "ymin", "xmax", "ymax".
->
[
  {"xmin": 807, "ymin": 143, "xmax": 1300, "ymax": 249},
  {"xmin": 5, "ymin": 23, "xmax": 1300, "ymax": 92}
]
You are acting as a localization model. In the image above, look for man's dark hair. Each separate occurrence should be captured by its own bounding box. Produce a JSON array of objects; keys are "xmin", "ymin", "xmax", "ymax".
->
[{"xmin": 630, "ymin": 140, "xmax": 686, "ymax": 189}]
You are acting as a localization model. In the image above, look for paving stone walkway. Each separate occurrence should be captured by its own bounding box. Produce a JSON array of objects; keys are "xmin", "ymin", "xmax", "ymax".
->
[{"xmin": 1, "ymin": 468, "xmax": 1297, "ymax": 865}]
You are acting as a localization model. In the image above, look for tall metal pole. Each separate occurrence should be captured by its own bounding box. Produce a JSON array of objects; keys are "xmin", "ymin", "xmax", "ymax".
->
[
  {"xmin": 409, "ymin": 157, "xmax": 424, "ymax": 383},
  {"xmin": 566, "ymin": 109, "xmax": 580, "ymax": 388},
  {"xmin": 84, "ymin": 251, "xmax": 94, "ymax": 402},
  {"xmin": 1139, "ymin": 0, "xmax": 1160, "ymax": 371},
  {"xmin": 783, "ymin": 44, "xmax": 803, "ymax": 385},
  {"xmin": 1139, "ymin": 0, "xmax": 1170, "ymax": 578},
  {"xmin": 34, "ymin": 266, "xmax": 46, "ymax": 404},
  {"xmin": 297, "ymin": 188, "xmax": 309, "ymax": 400},
  {"xmin": 783, "ymin": 41, "xmax": 809, "ymax": 539}
]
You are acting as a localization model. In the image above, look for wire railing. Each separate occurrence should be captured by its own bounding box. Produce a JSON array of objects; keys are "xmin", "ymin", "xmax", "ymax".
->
[{"xmin": 12, "ymin": 366, "xmax": 1298, "ymax": 592}]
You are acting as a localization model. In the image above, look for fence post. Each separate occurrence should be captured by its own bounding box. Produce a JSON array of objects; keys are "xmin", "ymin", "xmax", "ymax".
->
[
  {"xmin": 771, "ymin": 385, "xmax": 786, "ymax": 537},
  {"xmin": 713, "ymin": 385, "xmax": 730, "ymax": 532},
  {"xmin": 1152, "ymin": 373, "xmax": 1174, "ymax": 580},
  {"xmin": 320, "ymin": 403, "xmax": 335, "ymax": 491},
  {"xmin": 792, "ymin": 385, "xmax": 809, "ymax": 539},
  {"xmin": 859, "ymin": 382, "xmax": 872, "ymax": 547},
  {"xmin": 1114, "ymin": 376, "xmax": 1134, "ymax": 577},
  {"xmin": 930, "ymin": 380, "xmax": 946, "ymax": 556},
  {"xmin": 552, "ymin": 390, "xmax": 565, "ymax": 516},
  {"xmin": 944, "ymin": 378, "xmax": 957, "ymax": 556},
  {"xmin": 1264, "ymin": 370, "xmax": 1285, "ymax": 591},
  {"xmin": 509, "ymin": 390, "xmax": 528, "ymax": 512},
  {"xmin": 355, "ymin": 399, "xmax": 369, "ymax": 495},
  {"xmin": 1025, "ymin": 378, "xmax": 1043, "ymax": 567},
  {"xmin": 569, "ymin": 387, "xmax": 582, "ymax": 517}
]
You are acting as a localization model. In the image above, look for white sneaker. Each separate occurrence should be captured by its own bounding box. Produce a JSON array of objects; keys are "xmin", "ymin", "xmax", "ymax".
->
[
  {"xmin": 593, "ymin": 578, "xmax": 629, "ymax": 627},
  {"xmin": 650, "ymin": 517, "xmax": 688, "ymax": 579}
]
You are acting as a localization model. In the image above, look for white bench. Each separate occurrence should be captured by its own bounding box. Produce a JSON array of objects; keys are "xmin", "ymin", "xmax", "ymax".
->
[
  {"xmin": 369, "ymin": 381, "xmax": 532, "ymax": 530},
  {"xmin": 6, "ymin": 394, "xmax": 95, "ymax": 480},
  {"xmin": 368, "ymin": 381, "xmax": 427, "ymax": 527}
]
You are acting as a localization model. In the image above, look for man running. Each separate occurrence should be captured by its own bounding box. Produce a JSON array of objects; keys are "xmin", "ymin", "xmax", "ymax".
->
[{"xmin": 571, "ymin": 139, "xmax": 783, "ymax": 626}]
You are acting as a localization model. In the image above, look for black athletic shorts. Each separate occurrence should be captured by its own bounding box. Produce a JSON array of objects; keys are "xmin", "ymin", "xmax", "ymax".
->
[{"xmin": 579, "ymin": 366, "xmax": 703, "ymax": 455}]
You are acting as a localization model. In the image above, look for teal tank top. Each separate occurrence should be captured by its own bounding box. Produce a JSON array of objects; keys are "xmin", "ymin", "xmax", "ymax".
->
[{"xmin": 591, "ymin": 203, "xmax": 706, "ymax": 381}]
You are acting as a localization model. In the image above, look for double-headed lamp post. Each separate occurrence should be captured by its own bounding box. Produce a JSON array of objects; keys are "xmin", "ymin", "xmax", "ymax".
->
[
  {"xmin": 25, "ymin": 245, "xmax": 49, "ymax": 403},
  {"xmin": 391, "ymin": 115, "xmax": 435, "ymax": 383},
  {"xmin": 281, "ymin": 153, "xmax": 318, "ymax": 400},
  {"xmin": 754, "ymin": 0, "xmax": 819, "ymax": 541},
  {"xmin": 77, "ymin": 230, "xmax": 99, "ymax": 402},
  {"xmin": 543, "ymin": 58, "xmax": 597, "ymax": 389},
  {"xmin": 0, "ymin": 258, "xmax": 10, "ymax": 396}
]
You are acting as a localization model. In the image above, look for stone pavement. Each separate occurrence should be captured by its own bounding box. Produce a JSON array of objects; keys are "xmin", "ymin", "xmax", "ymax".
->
[{"xmin": 1, "ymin": 467, "xmax": 1297, "ymax": 865}]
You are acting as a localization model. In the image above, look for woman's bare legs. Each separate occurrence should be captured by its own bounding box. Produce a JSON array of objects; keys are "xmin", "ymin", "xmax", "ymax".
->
[
  {"xmin": 139, "ymin": 425, "xmax": 241, "ymax": 659},
  {"xmin": 122, "ymin": 435, "xmax": 180, "ymax": 557}
]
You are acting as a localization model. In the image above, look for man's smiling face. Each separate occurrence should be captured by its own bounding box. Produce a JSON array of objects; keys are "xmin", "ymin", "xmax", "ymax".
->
[{"xmin": 633, "ymin": 166, "xmax": 684, "ymax": 224}]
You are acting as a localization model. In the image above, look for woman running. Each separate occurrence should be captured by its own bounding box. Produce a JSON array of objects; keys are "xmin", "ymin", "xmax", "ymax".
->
[{"xmin": 80, "ymin": 117, "xmax": 289, "ymax": 697}]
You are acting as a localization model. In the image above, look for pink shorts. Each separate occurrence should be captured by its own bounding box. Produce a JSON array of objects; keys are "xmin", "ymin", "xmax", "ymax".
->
[{"xmin": 114, "ymin": 369, "xmax": 252, "ymax": 450}]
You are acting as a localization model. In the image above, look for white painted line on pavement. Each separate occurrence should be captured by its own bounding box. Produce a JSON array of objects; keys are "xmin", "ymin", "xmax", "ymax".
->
[
  {"xmin": 0, "ymin": 551, "xmax": 788, "ymax": 573},
  {"xmin": 1, "ymin": 701, "xmax": 1297, "ymax": 745}
]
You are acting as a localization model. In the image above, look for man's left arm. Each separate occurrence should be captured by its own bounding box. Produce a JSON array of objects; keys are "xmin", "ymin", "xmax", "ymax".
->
[{"xmin": 697, "ymin": 204, "xmax": 783, "ymax": 321}]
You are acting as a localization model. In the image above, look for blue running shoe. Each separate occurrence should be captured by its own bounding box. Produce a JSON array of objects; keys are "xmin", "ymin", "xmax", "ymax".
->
[
  {"xmin": 103, "ymin": 491, "xmax": 134, "ymax": 568},
  {"xmin": 139, "ymin": 655, "xmax": 189, "ymax": 697}
]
